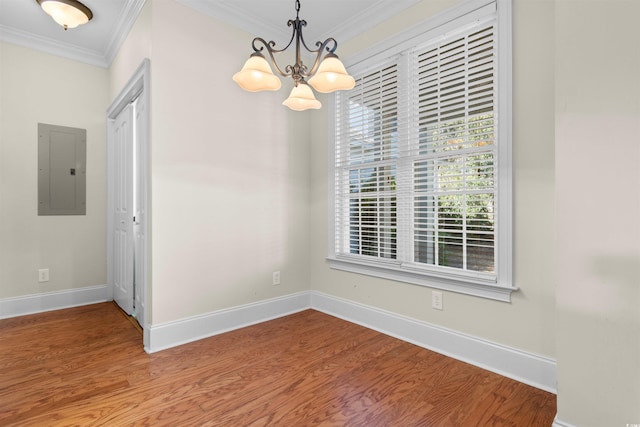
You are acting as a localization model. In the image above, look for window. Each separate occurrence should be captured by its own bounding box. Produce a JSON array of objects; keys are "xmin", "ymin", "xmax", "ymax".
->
[{"xmin": 329, "ymin": 0, "xmax": 515, "ymax": 301}]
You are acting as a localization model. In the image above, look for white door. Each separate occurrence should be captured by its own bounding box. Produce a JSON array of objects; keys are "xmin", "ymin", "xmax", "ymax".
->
[
  {"xmin": 113, "ymin": 104, "xmax": 134, "ymax": 315},
  {"xmin": 132, "ymin": 97, "xmax": 146, "ymax": 326}
]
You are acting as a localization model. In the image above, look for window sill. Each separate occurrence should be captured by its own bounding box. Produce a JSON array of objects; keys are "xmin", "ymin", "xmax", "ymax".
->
[{"xmin": 327, "ymin": 256, "xmax": 518, "ymax": 302}]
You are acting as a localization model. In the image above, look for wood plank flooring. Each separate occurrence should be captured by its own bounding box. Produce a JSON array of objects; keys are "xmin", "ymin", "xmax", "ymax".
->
[{"xmin": 0, "ymin": 303, "xmax": 556, "ymax": 426}]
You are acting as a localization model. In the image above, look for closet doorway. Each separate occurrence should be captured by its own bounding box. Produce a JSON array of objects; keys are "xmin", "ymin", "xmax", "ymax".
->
[{"xmin": 107, "ymin": 60, "xmax": 150, "ymax": 347}]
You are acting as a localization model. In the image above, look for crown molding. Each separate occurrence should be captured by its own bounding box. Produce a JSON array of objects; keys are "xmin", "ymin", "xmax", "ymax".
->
[
  {"xmin": 104, "ymin": 0, "xmax": 148, "ymax": 67},
  {"xmin": 176, "ymin": 0, "xmax": 291, "ymax": 41},
  {"xmin": 317, "ymin": 0, "xmax": 421, "ymax": 43},
  {"xmin": 177, "ymin": 0, "xmax": 421, "ymax": 45},
  {"xmin": 0, "ymin": 24, "xmax": 108, "ymax": 67}
]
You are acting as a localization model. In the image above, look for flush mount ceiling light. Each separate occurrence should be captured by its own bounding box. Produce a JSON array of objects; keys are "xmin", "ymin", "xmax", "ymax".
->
[
  {"xmin": 233, "ymin": 0, "xmax": 355, "ymax": 111},
  {"xmin": 36, "ymin": 0, "xmax": 93, "ymax": 30}
]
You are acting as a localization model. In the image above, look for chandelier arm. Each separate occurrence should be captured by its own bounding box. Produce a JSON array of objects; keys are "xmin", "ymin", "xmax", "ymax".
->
[
  {"xmin": 252, "ymin": 17, "xmax": 300, "ymax": 56},
  {"xmin": 304, "ymin": 38, "xmax": 339, "ymax": 77},
  {"xmin": 300, "ymin": 35, "xmax": 337, "ymax": 55},
  {"xmin": 251, "ymin": 37, "xmax": 292, "ymax": 78}
]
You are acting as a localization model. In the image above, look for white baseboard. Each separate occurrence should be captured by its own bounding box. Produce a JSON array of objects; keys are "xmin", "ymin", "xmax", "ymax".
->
[
  {"xmin": 1, "ymin": 287, "xmax": 557, "ymax": 394},
  {"xmin": 145, "ymin": 291, "xmax": 311, "ymax": 353},
  {"xmin": 0, "ymin": 285, "xmax": 111, "ymax": 319},
  {"xmin": 310, "ymin": 291, "xmax": 557, "ymax": 393},
  {"xmin": 553, "ymin": 415, "xmax": 577, "ymax": 427}
]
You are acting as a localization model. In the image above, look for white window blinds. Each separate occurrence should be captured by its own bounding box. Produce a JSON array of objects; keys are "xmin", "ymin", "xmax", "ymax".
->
[
  {"xmin": 332, "ymin": 0, "xmax": 512, "ymax": 300},
  {"xmin": 410, "ymin": 23, "xmax": 497, "ymax": 274},
  {"xmin": 335, "ymin": 62, "xmax": 400, "ymax": 261}
]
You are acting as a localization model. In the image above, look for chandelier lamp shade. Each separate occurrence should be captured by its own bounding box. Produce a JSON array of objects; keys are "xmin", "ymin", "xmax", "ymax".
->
[
  {"xmin": 282, "ymin": 80, "xmax": 321, "ymax": 111},
  {"xmin": 233, "ymin": 0, "xmax": 355, "ymax": 111},
  {"xmin": 36, "ymin": 0, "xmax": 93, "ymax": 30}
]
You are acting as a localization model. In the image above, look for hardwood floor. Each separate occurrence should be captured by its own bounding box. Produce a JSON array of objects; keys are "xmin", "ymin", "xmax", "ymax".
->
[{"xmin": 0, "ymin": 303, "xmax": 556, "ymax": 426}]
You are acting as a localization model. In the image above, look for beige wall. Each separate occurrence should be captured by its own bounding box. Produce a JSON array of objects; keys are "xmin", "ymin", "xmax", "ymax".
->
[
  {"xmin": 555, "ymin": 0, "xmax": 640, "ymax": 425},
  {"xmin": 144, "ymin": 0, "xmax": 311, "ymax": 324},
  {"xmin": 309, "ymin": 0, "xmax": 556, "ymax": 359},
  {"xmin": 0, "ymin": 42, "xmax": 109, "ymax": 299}
]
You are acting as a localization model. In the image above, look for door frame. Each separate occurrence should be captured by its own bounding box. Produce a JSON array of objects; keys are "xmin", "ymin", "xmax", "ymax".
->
[{"xmin": 107, "ymin": 59, "xmax": 150, "ymax": 348}]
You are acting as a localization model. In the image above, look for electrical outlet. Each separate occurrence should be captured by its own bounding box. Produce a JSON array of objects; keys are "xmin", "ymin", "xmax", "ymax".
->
[
  {"xmin": 432, "ymin": 290, "xmax": 443, "ymax": 310},
  {"xmin": 272, "ymin": 271, "xmax": 281, "ymax": 286},
  {"xmin": 38, "ymin": 268, "xmax": 50, "ymax": 283}
]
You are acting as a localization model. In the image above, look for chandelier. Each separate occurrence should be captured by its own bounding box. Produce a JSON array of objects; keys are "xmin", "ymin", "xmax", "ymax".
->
[{"xmin": 233, "ymin": 0, "xmax": 355, "ymax": 111}]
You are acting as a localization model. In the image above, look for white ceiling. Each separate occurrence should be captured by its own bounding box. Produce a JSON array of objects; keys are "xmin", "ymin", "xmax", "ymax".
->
[{"xmin": 0, "ymin": 0, "xmax": 419, "ymax": 68}]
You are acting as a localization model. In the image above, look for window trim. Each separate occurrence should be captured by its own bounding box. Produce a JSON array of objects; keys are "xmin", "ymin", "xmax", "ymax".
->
[{"xmin": 327, "ymin": 0, "xmax": 516, "ymax": 302}]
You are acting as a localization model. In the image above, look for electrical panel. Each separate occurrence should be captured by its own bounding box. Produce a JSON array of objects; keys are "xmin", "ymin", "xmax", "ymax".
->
[{"xmin": 38, "ymin": 123, "xmax": 86, "ymax": 215}]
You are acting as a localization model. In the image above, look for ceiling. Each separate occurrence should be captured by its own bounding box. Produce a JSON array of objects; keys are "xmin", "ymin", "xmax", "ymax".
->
[{"xmin": 0, "ymin": 0, "xmax": 419, "ymax": 68}]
